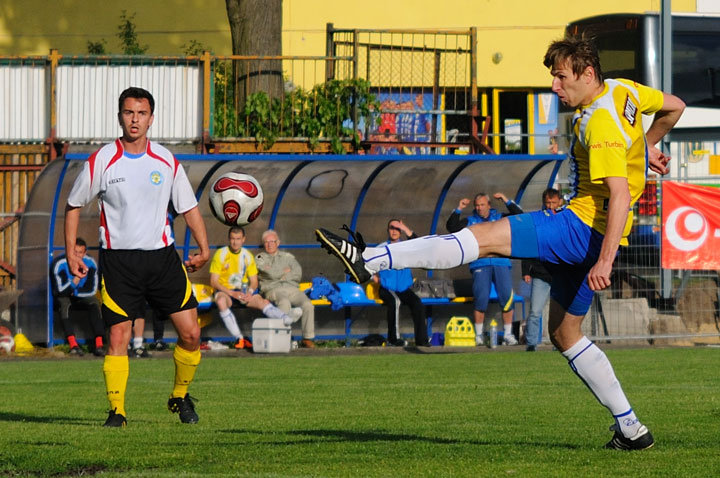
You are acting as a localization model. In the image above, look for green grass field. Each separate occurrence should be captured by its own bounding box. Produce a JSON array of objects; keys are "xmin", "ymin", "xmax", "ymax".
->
[{"xmin": 1, "ymin": 346, "xmax": 718, "ymax": 477}]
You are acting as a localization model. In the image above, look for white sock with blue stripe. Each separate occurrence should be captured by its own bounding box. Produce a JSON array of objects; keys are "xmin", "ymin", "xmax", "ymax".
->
[
  {"xmin": 562, "ymin": 336, "xmax": 642, "ymax": 438},
  {"xmin": 362, "ymin": 228, "xmax": 479, "ymax": 273},
  {"xmin": 219, "ymin": 308, "xmax": 242, "ymax": 340}
]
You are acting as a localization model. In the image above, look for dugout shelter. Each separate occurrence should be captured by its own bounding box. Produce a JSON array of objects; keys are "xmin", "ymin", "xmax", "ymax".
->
[{"xmin": 16, "ymin": 153, "xmax": 563, "ymax": 346}]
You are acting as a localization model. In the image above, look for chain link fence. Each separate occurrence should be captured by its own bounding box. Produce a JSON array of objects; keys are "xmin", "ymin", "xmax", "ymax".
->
[
  {"xmin": 542, "ymin": 155, "xmax": 720, "ymax": 346},
  {"xmin": 328, "ymin": 26, "xmax": 477, "ymax": 153}
]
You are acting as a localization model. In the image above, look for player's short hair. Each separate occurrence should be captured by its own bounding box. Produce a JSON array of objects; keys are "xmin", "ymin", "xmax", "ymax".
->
[
  {"xmin": 118, "ymin": 87, "xmax": 155, "ymax": 114},
  {"xmin": 543, "ymin": 36, "xmax": 603, "ymax": 84},
  {"xmin": 228, "ymin": 226, "xmax": 245, "ymax": 238},
  {"xmin": 75, "ymin": 237, "xmax": 87, "ymax": 248},
  {"xmin": 387, "ymin": 218, "xmax": 401, "ymax": 229},
  {"xmin": 542, "ymin": 188, "xmax": 560, "ymax": 202}
]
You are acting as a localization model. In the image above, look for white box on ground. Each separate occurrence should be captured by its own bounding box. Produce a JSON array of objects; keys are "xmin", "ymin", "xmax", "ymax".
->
[{"xmin": 252, "ymin": 318, "xmax": 291, "ymax": 353}]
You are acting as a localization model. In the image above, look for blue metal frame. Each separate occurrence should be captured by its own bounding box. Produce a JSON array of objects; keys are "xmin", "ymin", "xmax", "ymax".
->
[
  {"xmin": 348, "ymin": 160, "xmax": 394, "ymax": 232},
  {"xmin": 46, "ymin": 158, "xmax": 73, "ymax": 347},
  {"xmin": 66, "ymin": 153, "xmax": 564, "ymax": 163},
  {"xmin": 429, "ymin": 160, "xmax": 474, "ymax": 235},
  {"xmin": 181, "ymin": 159, "xmax": 229, "ymax": 260},
  {"xmin": 268, "ymin": 160, "xmax": 313, "ymax": 229}
]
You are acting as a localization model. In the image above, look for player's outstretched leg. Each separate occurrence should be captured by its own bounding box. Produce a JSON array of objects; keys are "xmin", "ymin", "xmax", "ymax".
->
[
  {"xmin": 316, "ymin": 225, "xmax": 480, "ymax": 283},
  {"xmin": 315, "ymin": 226, "xmax": 371, "ymax": 283}
]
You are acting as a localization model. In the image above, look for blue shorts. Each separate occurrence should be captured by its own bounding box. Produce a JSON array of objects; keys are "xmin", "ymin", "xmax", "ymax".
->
[
  {"xmin": 471, "ymin": 265, "xmax": 514, "ymax": 312},
  {"xmin": 507, "ymin": 209, "xmax": 606, "ymax": 316}
]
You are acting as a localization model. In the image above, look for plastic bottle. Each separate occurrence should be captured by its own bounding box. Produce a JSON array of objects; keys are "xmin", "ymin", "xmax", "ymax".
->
[
  {"xmin": 240, "ymin": 277, "xmax": 249, "ymax": 295},
  {"xmin": 488, "ymin": 319, "xmax": 498, "ymax": 349}
]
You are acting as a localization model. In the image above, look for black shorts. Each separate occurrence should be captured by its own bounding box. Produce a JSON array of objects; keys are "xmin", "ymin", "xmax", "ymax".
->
[{"xmin": 99, "ymin": 245, "xmax": 198, "ymax": 326}]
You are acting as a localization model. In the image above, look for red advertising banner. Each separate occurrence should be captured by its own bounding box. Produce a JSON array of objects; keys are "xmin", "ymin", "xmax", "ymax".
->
[{"xmin": 662, "ymin": 181, "xmax": 720, "ymax": 269}]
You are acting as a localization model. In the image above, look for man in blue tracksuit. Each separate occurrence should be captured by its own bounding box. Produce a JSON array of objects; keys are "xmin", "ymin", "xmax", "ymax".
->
[
  {"xmin": 50, "ymin": 237, "xmax": 106, "ymax": 356},
  {"xmin": 374, "ymin": 219, "xmax": 429, "ymax": 347},
  {"xmin": 447, "ymin": 193, "xmax": 521, "ymax": 346}
]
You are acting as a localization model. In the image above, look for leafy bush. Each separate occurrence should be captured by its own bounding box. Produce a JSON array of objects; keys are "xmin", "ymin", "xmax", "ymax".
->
[{"xmin": 214, "ymin": 73, "xmax": 379, "ymax": 154}]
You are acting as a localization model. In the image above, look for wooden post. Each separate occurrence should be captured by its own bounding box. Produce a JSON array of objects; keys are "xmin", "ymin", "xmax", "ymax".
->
[
  {"xmin": 47, "ymin": 49, "xmax": 61, "ymax": 160},
  {"xmin": 201, "ymin": 51, "xmax": 212, "ymax": 153}
]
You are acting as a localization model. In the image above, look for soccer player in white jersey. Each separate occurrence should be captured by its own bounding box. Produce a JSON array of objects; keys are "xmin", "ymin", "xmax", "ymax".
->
[
  {"xmin": 317, "ymin": 37, "xmax": 685, "ymax": 450},
  {"xmin": 65, "ymin": 87, "xmax": 210, "ymax": 427}
]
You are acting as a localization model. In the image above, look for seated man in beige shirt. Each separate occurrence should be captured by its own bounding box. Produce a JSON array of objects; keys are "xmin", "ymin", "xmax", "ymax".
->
[{"xmin": 255, "ymin": 229, "xmax": 315, "ymax": 348}]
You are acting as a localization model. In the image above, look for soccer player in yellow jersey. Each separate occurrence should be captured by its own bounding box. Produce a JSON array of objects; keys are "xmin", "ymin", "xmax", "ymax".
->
[
  {"xmin": 316, "ymin": 36, "xmax": 685, "ymax": 450},
  {"xmin": 209, "ymin": 227, "xmax": 301, "ymax": 348}
]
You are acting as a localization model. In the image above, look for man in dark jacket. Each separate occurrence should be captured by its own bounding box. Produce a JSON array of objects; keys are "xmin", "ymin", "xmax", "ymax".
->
[{"xmin": 374, "ymin": 219, "xmax": 429, "ymax": 346}]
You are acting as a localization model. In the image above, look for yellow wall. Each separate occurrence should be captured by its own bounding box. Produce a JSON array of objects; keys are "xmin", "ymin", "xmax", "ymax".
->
[
  {"xmin": 0, "ymin": 0, "xmax": 232, "ymax": 56},
  {"xmin": 0, "ymin": 0, "xmax": 700, "ymax": 87}
]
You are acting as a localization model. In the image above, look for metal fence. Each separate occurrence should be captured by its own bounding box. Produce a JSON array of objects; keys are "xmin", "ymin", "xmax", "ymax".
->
[
  {"xmin": 0, "ymin": 52, "xmax": 204, "ymax": 143},
  {"xmin": 0, "ymin": 32, "xmax": 482, "ymax": 154},
  {"xmin": 0, "ymin": 145, "xmax": 46, "ymax": 288},
  {"xmin": 55, "ymin": 56, "xmax": 203, "ymax": 141},
  {"xmin": 210, "ymin": 55, "xmax": 355, "ymax": 139},
  {"xmin": 539, "ymin": 171, "xmax": 720, "ymax": 346},
  {"xmin": 328, "ymin": 25, "xmax": 479, "ymax": 153},
  {"xmin": 0, "ymin": 57, "xmax": 47, "ymax": 141}
]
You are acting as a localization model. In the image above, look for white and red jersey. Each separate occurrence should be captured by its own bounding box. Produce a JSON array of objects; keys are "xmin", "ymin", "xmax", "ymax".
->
[{"xmin": 67, "ymin": 139, "xmax": 198, "ymax": 250}]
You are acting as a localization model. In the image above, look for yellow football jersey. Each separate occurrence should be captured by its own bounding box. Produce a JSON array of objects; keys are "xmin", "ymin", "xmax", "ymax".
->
[
  {"xmin": 208, "ymin": 246, "xmax": 258, "ymax": 290},
  {"xmin": 566, "ymin": 79, "xmax": 664, "ymax": 244}
]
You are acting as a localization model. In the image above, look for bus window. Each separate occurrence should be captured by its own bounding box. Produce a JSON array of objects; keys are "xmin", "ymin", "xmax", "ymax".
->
[
  {"xmin": 568, "ymin": 14, "xmax": 720, "ymax": 108},
  {"xmin": 673, "ymin": 31, "xmax": 720, "ymax": 107},
  {"xmin": 565, "ymin": 15, "xmax": 643, "ymax": 82}
]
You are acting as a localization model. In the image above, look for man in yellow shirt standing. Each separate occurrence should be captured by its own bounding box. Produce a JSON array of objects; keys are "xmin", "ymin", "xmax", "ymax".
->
[{"xmin": 209, "ymin": 226, "xmax": 301, "ymax": 349}]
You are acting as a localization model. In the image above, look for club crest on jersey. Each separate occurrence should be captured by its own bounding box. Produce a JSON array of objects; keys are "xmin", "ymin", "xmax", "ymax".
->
[
  {"xmin": 150, "ymin": 171, "xmax": 164, "ymax": 185},
  {"xmin": 623, "ymin": 95, "xmax": 637, "ymax": 126}
]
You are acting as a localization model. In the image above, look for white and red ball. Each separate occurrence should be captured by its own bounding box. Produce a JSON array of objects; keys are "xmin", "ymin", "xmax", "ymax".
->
[
  {"xmin": 0, "ymin": 335, "xmax": 14, "ymax": 355},
  {"xmin": 208, "ymin": 172, "xmax": 264, "ymax": 226}
]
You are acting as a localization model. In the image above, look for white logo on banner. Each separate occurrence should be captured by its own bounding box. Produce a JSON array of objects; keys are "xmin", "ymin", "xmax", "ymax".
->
[{"xmin": 665, "ymin": 206, "xmax": 709, "ymax": 251}]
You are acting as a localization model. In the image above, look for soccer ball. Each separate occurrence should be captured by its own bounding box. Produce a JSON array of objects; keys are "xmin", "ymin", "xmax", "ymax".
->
[
  {"xmin": 208, "ymin": 172, "xmax": 264, "ymax": 226},
  {"xmin": 0, "ymin": 335, "xmax": 14, "ymax": 355}
]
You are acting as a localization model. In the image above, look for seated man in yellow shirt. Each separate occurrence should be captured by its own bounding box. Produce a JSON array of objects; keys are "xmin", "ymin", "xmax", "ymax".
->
[{"xmin": 209, "ymin": 226, "xmax": 301, "ymax": 349}]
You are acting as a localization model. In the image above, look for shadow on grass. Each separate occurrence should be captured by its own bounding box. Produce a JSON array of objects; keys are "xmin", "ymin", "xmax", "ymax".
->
[
  {"xmin": 221, "ymin": 428, "xmax": 581, "ymax": 450},
  {"xmin": 0, "ymin": 411, "xmax": 94, "ymax": 426}
]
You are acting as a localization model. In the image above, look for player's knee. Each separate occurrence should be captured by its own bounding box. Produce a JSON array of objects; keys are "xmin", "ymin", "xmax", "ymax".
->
[
  {"xmin": 177, "ymin": 324, "xmax": 200, "ymax": 348},
  {"xmin": 248, "ymin": 296, "xmax": 264, "ymax": 309}
]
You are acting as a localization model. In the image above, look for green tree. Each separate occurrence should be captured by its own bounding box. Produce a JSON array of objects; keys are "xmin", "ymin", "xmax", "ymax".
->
[
  {"xmin": 182, "ymin": 40, "xmax": 209, "ymax": 56},
  {"xmin": 86, "ymin": 40, "xmax": 107, "ymax": 54},
  {"xmin": 117, "ymin": 10, "xmax": 148, "ymax": 55}
]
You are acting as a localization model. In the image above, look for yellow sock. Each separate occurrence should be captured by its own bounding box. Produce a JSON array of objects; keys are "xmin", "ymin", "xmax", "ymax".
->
[
  {"xmin": 172, "ymin": 345, "xmax": 201, "ymax": 398},
  {"xmin": 103, "ymin": 355, "xmax": 129, "ymax": 416}
]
